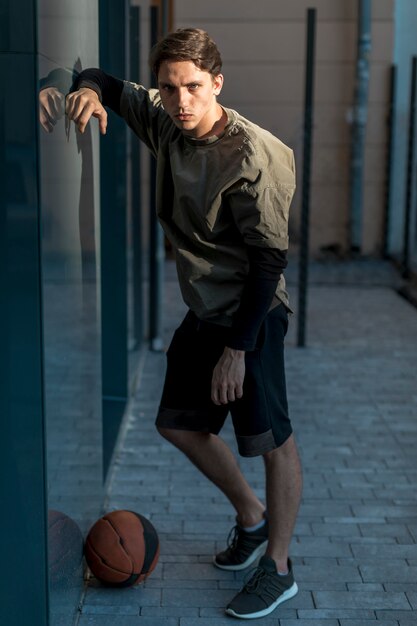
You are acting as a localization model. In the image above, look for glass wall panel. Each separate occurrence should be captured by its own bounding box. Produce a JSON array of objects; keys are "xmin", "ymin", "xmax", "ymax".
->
[
  {"xmin": 0, "ymin": 50, "xmax": 49, "ymax": 626},
  {"xmin": 37, "ymin": 1, "xmax": 103, "ymax": 623}
]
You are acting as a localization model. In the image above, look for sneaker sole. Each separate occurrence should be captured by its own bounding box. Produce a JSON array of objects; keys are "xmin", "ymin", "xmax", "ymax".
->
[
  {"xmin": 212, "ymin": 540, "xmax": 268, "ymax": 571},
  {"xmin": 225, "ymin": 582, "xmax": 298, "ymax": 619}
]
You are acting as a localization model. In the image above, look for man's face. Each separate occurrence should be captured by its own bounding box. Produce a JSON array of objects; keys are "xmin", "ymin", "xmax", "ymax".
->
[{"xmin": 157, "ymin": 60, "xmax": 223, "ymax": 139}]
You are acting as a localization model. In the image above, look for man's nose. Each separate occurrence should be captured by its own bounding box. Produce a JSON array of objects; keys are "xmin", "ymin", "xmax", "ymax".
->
[{"xmin": 177, "ymin": 88, "xmax": 190, "ymax": 109}]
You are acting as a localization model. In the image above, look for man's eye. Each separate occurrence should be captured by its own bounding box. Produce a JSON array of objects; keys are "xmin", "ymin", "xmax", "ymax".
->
[
  {"xmin": 162, "ymin": 85, "xmax": 174, "ymax": 92},
  {"xmin": 188, "ymin": 84, "xmax": 199, "ymax": 90}
]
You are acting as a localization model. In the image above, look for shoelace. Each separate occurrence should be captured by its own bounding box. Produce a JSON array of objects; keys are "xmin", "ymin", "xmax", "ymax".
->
[
  {"xmin": 242, "ymin": 564, "xmax": 288, "ymax": 602},
  {"xmin": 227, "ymin": 525, "xmax": 261, "ymax": 555},
  {"xmin": 244, "ymin": 566, "xmax": 268, "ymax": 594},
  {"xmin": 227, "ymin": 525, "xmax": 239, "ymax": 549}
]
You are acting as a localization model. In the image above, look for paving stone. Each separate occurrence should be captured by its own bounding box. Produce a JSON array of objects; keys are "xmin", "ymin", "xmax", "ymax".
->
[
  {"xmin": 217, "ymin": 580, "xmax": 248, "ymax": 590},
  {"xmin": 297, "ymin": 609, "xmax": 377, "ymax": 619},
  {"xmin": 299, "ymin": 502, "xmax": 353, "ymax": 517},
  {"xmin": 339, "ymin": 621, "xmax": 398, "ymax": 626},
  {"xmin": 159, "ymin": 540, "xmax": 215, "ymax": 555},
  {"xmin": 84, "ymin": 588, "xmax": 161, "ymax": 607},
  {"xmin": 295, "ymin": 582, "xmax": 348, "ymax": 591},
  {"xmin": 289, "ymin": 537, "xmax": 352, "ymax": 558},
  {"xmin": 335, "ymin": 536, "xmax": 397, "ymax": 545},
  {"xmin": 183, "ymin": 520, "xmax": 234, "ymax": 535},
  {"xmin": 384, "ymin": 583, "xmax": 417, "ymax": 593},
  {"xmin": 50, "ymin": 615, "xmax": 81, "ymax": 626},
  {"xmin": 146, "ymin": 578, "xmax": 218, "ymax": 589},
  {"xmin": 162, "ymin": 562, "xmax": 230, "ymax": 580},
  {"xmin": 161, "ymin": 588, "xmax": 232, "ymax": 608},
  {"xmin": 301, "ymin": 557, "xmax": 339, "ymax": 567},
  {"xmin": 81, "ymin": 605, "xmax": 139, "ymax": 615},
  {"xmin": 294, "ymin": 564, "xmax": 361, "ymax": 583},
  {"xmin": 360, "ymin": 564, "xmax": 417, "ymax": 583},
  {"xmin": 328, "ymin": 487, "xmax": 376, "ymax": 499},
  {"xmin": 157, "ymin": 555, "xmax": 199, "ymax": 563},
  {"xmin": 140, "ymin": 607, "xmax": 199, "ymax": 617},
  {"xmin": 280, "ymin": 621, "xmax": 338, "ymax": 626},
  {"xmin": 78, "ymin": 618, "xmax": 178, "ymax": 626},
  {"xmin": 352, "ymin": 505, "xmax": 417, "ymax": 518},
  {"xmin": 313, "ymin": 591, "xmax": 411, "ymax": 609},
  {"xmin": 359, "ymin": 523, "xmax": 412, "ymax": 538},
  {"xmin": 375, "ymin": 610, "xmax": 416, "ymax": 621},
  {"xmin": 347, "ymin": 583, "xmax": 385, "ymax": 591},
  {"xmin": 198, "ymin": 606, "xmax": 296, "ymax": 619},
  {"xmin": 180, "ymin": 618, "xmax": 280, "ymax": 626},
  {"xmin": 352, "ymin": 544, "xmax": 417, "ymax": 559}
]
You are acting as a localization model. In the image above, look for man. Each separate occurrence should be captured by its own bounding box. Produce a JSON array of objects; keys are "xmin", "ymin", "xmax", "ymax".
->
[{"xmin": 66, "ymin": 28, "xmax": 303, "ymax": 619}]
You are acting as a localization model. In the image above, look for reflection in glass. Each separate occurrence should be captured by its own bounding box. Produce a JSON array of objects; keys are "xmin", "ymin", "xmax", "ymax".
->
[
  {"xmin": 38, "ymin": 2, "xmax": 103, "ymax": 621},
  {"xmin": 48, "ymin": 510, "xmax": 84, "ymax": 590}
]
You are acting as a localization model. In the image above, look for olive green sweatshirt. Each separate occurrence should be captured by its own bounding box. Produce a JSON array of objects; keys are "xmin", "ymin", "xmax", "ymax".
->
[{"xmin": 120, "ymin": 81, "xmax": 296, "ymax": 326}]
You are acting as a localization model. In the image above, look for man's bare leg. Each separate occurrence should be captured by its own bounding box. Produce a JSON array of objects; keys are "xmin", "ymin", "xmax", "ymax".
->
[
  {"xmin": 263, "ymin": 434, "xmax": 303, "ymax": 572},
  {"xmin": 157, "ymin": 427, "xmax": 265, "ymax": 527}
]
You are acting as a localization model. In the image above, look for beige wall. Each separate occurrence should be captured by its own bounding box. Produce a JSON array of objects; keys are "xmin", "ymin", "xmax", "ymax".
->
[{"xmin": 174, "ymin": 0, "xmax": 395, "ymax": 256}]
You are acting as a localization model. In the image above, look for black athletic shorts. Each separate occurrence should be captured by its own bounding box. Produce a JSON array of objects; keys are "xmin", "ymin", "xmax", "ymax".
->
[{"xmin": 155, "ymin": 303, "xmax": 292, "ymax": 457}]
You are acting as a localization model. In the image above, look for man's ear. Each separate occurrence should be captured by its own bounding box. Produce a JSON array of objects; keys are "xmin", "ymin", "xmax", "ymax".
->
[{"xmin": 213, "ymin": 73, "xmax": 224, "ymax": 96}]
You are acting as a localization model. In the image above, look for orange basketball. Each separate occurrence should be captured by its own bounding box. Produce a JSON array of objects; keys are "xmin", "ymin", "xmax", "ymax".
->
[{"xmin": 84, "ymin": 510, "xmax": 159, "ymax": 586}]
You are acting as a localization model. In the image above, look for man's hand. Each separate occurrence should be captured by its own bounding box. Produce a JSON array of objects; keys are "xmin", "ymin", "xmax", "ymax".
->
[
  {"xmin": 65, "ymin": 87, "xmax": 108, "ymax": 135},
  {"xmin": 39, "ymin": 87, "xmax": 65, "ymax": 132},
  {"xmin": 211, "ymin": 347, "xmax": 245, "ymax": 405}
]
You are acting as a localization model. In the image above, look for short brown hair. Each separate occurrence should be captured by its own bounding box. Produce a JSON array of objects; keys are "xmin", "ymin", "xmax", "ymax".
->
[{"xmin": 149, "ymin": 28, "xmax": 222, "ymax": 78}]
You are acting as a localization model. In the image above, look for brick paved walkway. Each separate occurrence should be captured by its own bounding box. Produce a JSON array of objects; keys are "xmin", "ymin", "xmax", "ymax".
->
[{"xmin": 78, "ymin": 259, "xmax": 417, "ymax": 625}]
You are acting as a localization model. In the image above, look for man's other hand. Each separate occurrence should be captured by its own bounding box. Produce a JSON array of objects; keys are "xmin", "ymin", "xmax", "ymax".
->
[
  {"xmin": 211, "ymin": 347, "xmax": 245, "ymax": 405},
  {"xmin": 65, "ymin": 87, "xmax": 107, "ymax": 135}
]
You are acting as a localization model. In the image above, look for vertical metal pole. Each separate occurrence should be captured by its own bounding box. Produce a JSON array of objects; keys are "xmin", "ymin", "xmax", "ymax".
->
[
  {"xmin": 161, "ymin": 0, "xmax": 170, "ymax": 35},
  {"xmin": 297, "ymin": 8, "xmax": 316, "ymax": 348},
  {"xmin": 349, "ymin": 0, "xmax": 372, "ymax": 252},
  {"xmin": 403, "ymin": 56, "xmax": 417, "ymax": 278},
  {"xmin": 383, "ymin": 65, "xmax": 397, "ymax": 258},
  {"xmin": 99, "ymin": 0, "xmax": 129, "ymax": 474},
  {"xmin": 148, "ymin": 4, "xmax": 165, "ymax": 351},
  {"xmin": 130, "ymin": 5, "xmax": 143, "ymax": 348}
]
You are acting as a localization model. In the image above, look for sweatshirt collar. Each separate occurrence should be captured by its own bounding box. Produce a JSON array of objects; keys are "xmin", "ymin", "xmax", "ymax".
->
[{"xmin": 183, "ymin": 107, "xmax": 235, "ymax": 146}]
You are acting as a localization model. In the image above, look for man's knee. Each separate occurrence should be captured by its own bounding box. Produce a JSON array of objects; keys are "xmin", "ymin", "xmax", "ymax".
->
[
  {"xmin": 156, "ymin": 425, "xmax": 210, "ymax": 448},
  {"xmin": 156, "ymin": 425, "xmax": 179, "ymax": 443},
  {"xmin": 263, "ymin": 434, "xmax": 297, "ymax": 464}
]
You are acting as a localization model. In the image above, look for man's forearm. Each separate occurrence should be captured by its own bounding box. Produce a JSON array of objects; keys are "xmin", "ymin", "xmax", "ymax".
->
[{"xmin": 226, "ymin": 247, "xmax": 287, "ymax": 351}]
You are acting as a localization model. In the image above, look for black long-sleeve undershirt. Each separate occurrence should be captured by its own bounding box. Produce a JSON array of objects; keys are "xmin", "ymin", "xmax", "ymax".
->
[{"xmin": 226, "ymin": 247, "xmax": 287, "ymax": 351}]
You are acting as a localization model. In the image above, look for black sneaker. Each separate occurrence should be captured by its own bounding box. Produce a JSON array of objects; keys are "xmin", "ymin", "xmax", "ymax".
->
[
  {"xmin": 213, "ymin": 517, "xmax": 268, "ymax": 571},
  {"xmin": 225, "ymin": 555, "xmax": 298, "ymax": 619}
]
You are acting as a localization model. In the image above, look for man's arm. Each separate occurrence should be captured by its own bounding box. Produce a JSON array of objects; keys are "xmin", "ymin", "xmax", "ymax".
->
[
  {"xmin": 226, "ymin": 247, "xmax": 287, "ymax": 351},
  {"xmin": 210, "ymin": 247, "xmax": 286, "ymax": 406}
]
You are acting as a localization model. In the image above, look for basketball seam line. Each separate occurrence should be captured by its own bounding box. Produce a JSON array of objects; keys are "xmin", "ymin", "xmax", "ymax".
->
[{"xmin": 86, "ymin": 540, "xmax": 140, "ymax": 576}]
